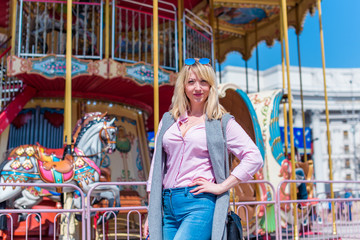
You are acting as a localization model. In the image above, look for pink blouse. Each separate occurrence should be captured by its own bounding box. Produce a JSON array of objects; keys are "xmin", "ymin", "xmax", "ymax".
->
[{"xmin": 147, "ymin": 114, "xmax": 263, "ymax": 192}]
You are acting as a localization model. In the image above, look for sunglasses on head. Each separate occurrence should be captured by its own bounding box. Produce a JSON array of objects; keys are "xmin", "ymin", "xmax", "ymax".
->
[{"xmin": 184, "ymin": 58, "xmax": 211, "ymax": 66}]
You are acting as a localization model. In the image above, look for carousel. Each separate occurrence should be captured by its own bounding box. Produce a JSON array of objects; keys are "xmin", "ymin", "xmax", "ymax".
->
[{"xmin": 0, "ymin": 0, "xmax": 336, "ymax": 239}]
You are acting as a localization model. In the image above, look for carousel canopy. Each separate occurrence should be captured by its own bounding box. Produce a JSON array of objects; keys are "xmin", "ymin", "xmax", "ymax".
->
[
  {"xmin": 0, "ymin": 0, "xmax": 318, "ymax": 61},
  {"xmin": 120, "ymin": 0, "xmax": 317, "ymax": 61},
  {"xmin": 191, "ymin": 0, "xmax": 317, "ymax": 61}
]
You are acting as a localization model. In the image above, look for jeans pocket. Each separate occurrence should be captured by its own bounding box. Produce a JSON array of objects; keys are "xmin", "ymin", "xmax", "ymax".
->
[{"xmin": 188, "ymin": 192, "xmax": 216, "ymax": 202}]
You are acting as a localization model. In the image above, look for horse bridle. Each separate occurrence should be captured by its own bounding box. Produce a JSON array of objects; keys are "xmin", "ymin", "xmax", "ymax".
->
[
  {"xmin": 99, "ymin": 121, "xmax": 117, "ymax": 146},
  {"xmin": 73, "ymin": 120, "xmax": 117, "ymax": 158}
]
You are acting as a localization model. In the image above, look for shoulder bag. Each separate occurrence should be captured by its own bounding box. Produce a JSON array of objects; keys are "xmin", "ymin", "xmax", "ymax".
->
[{"xmin": 227, "ymin": 189, "xmax": 243, "ymax": 240}]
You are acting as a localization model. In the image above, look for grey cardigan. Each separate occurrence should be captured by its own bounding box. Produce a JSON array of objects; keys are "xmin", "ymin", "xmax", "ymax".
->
[{"xmin": 149, "ymin": 112, "xmax": 232, "ymax": 240}]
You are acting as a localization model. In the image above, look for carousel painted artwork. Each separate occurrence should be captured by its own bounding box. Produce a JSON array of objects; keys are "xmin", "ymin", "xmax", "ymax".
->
[
  {"xmin": 7, "ymin": 55, "xmax": 177, "ymax": 85},
  {"xmin": 85, "ymin": 102, "xmax": 150, "ymax": 201}
]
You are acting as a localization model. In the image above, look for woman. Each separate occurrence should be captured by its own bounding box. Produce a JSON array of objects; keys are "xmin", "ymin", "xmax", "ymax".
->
[{"xmin": 144, "ymin": 58, "xmax": 263, "ymax": 240}]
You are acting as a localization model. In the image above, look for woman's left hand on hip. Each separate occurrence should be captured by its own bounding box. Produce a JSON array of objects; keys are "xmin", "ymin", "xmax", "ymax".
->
[{"xmin": 188, "ymin": 178, "xmax": 226, "ymax": 195}]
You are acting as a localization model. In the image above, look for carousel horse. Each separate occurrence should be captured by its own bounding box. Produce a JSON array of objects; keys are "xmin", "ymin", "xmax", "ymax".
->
[{"xmin": 0, "ymin": 112, "xmax": 119, "ymax": 228}]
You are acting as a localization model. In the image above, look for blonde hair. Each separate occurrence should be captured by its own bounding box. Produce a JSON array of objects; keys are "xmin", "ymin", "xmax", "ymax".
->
[{"xmin": 169, "ymin": 60, "xmax": 226, "ymax": 120}]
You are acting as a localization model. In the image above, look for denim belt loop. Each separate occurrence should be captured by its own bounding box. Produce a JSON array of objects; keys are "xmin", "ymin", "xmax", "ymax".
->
[{"xmin": 185, "ymin": 186, "xmax": 188, "ymax": 196}]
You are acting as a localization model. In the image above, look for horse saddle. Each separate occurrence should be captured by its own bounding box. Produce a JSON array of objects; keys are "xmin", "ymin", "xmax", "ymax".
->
[
  {"xmin": 36, "ymin": 143, "xmax": 64, "ymax": 159},
  {"xmin": 36, "ymin": 147, "xmax": 75, "ymax": 184}
]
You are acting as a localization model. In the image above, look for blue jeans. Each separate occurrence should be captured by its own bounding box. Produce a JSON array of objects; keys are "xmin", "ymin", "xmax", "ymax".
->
[{"xmin": 162, "ymin": 186, "xmax": 216, "ymax": 240}]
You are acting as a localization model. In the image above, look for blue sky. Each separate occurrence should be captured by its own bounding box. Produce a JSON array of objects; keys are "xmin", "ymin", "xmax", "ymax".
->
[{"xmin": 219, "ymin": 0, "xmax": 360, "ymax": 70}]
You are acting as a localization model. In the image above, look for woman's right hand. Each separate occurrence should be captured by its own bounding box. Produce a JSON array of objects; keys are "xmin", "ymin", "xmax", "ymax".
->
[{"xmin": 143, "ymin": 216, "xmax": 149, "ymax": 239}]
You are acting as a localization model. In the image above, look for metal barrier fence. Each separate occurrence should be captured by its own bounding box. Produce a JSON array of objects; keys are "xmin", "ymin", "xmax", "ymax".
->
[
  {"xmin": 277, "ymin": 180, "xmax": 360, "ymax": 240},
  {"xmin": 1, "ymin": 180, "xmax": 360, "ymax": 239},
  {"xmin": 233, "ymin": 180, "xmax": 278, "ymax": 240},
  {"xmin": 86, "ymin": 181, "xmax": 148, "ymax": 240},
  {"xmin": 0, "ymin": 182, "xmax": 86, "ymax": 240}
]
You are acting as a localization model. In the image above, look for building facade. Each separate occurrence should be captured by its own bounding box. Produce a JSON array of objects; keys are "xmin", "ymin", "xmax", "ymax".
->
[{"xmin": 220, "ymin": 65, "xmax": 360, "ymax": 195}]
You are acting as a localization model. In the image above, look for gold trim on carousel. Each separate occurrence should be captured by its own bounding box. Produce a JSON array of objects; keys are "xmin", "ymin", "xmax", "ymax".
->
[
  {"xmin": 25, "ymin": 146, "xmax": 35, "ymax": 156},
  {"xmin": 10, "ymin": 160, "xmax": 21, "ymax": 170},
  {"xmin": 15, "ymin": 147, "xmax": 25, "ymax": 156},
  {"xmin": 2, "ymin": 176, "xmax": 28, "ymax": 190},
  {"xmin": 22, "ymin": 158, "xmax": 34, "ymax": 170},
  {"xmin": 75, "ymin": 157, "xmax": 85, "ymax": 168}
]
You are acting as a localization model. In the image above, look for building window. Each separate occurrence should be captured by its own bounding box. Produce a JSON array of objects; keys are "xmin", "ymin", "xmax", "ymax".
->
[
  {"xmin": 344, "ymin": 130, "xmax": 349, "ymax": 140},
  {"xmin": 345, "ymin": 159, "xmax": 350, "ymax": 169},
  {"xmin": 346, "ymin": 174, "xmax": 352, "ymax": 180},
  {"xmin": 344, "ymin": 145, "xmax": 350, "ymax": 154}
]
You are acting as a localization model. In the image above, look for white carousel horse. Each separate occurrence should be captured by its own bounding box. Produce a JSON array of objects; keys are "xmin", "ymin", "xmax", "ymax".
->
[{"xmin": 0, "ymin": 112, "xmax": 119, "ymax": 226}]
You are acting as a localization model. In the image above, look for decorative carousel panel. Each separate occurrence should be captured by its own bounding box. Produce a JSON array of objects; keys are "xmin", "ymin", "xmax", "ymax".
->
[
  {"xmin": 213, "ymin": 5, "xmax": 279, "ymax": 30},
  {"xmin": 123, "ymin": 62, "xmax": 177, "ymax": 85},
  {"xmin": 91, "ymin": 58, "xmax": 115, "ymax": 77},
  {"xmin": 7, "ymin": 55, "xmax": 93, "ymax": 79},
  {"xmin": 249, "ymin": 89, "xmax": 284, "ymax": 187},
  {"xmin": 218, "ymin": 84, "xmax": 265, "ymax": 159},
  {"xmin": 7, "ymin": 56, "xmax": 177, "ymax": 87}
]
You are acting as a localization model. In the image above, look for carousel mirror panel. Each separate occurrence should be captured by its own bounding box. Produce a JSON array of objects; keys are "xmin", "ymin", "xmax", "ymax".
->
[{"xmin": 7, "ymin": 107, "xmax": 64, "ymax": 149}]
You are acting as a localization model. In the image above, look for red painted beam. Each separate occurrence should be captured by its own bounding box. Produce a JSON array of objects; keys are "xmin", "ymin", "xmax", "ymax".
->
[{"xmin": 0, "ymin": 85, "xmax": 37, "ymax": 135}]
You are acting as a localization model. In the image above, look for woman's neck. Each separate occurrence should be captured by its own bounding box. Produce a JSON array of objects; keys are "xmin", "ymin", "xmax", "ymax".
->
[{"xmin": 189, "ymin": 104, "xmax": 205, "ymax": 117}]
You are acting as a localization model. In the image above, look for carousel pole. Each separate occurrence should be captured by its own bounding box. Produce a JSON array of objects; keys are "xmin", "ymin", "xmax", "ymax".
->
[
  {"xmin": 317, "ymin": 0, "xmax": 336, "ymax": 235},
  {"xmin": 105, "ymin": 0, "xmax": 110, "ymax": 59},
  {"xmin": 245, "ymin": 60, "xmax": 249, "ymax": 93},
  {"xmin": 296, "ymin": 5, "xmax": 307, "ymax": 162},
  {"xmin": 216, "ymin": 17, "xmax": 222, "ymax": 84},
  {"xmin": 279, "ymin": 5, "xmax": 288, "ymax": 158},
  {"xmin": 244, "ymin": 34, "xmax": 249, "ymax": 93},
  {"xmin": 61, "ymin": 1, "xmax": 75, "ymax": 239},
  {"xmin": 153, "ymin": 0, "xmax": 159, "ymax": 133},
  {"xmin": 279, "ymin": 0, "xmax": 299, "ymax": 239},
  {"xmin": 64, "ymin": 0, "xmax": 73, "ymax": 153},
  {"xmin": 10, "ymin": 0, "xmax": 17, "ymax": 55},
  {"xmin": 177, "ymin": 0, "xmax": 183, "ymax": 69},
  {"xmin": 209, "ymin": 0, "xmax": 216, "ymax": 68}
]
